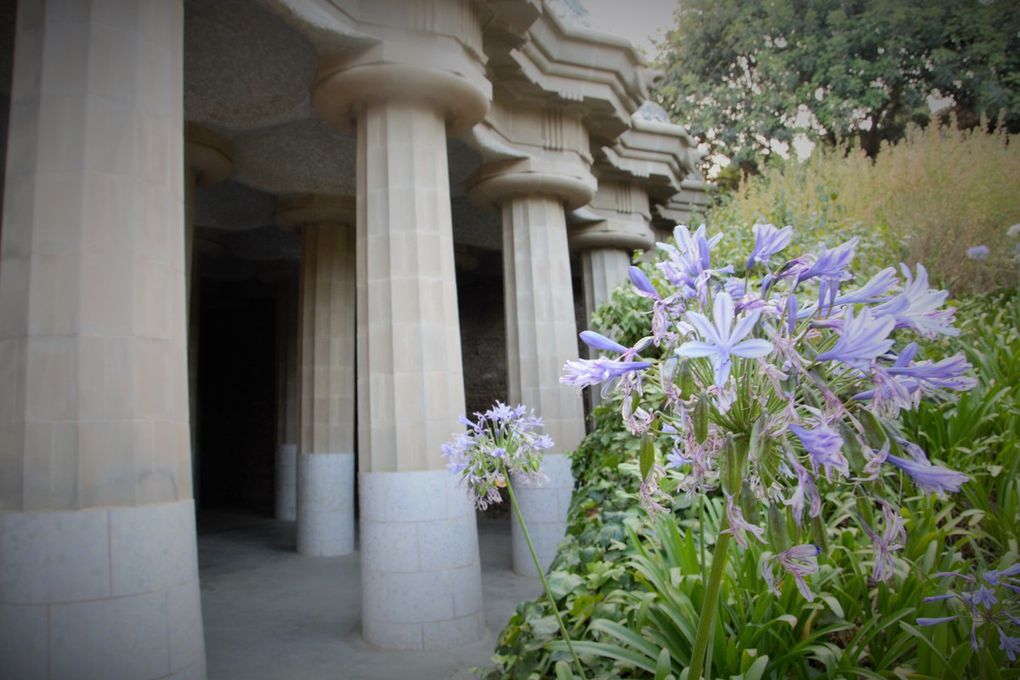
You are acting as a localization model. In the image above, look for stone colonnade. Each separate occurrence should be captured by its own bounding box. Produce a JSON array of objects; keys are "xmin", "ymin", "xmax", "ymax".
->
[
  {"xmin": 0, "ymin": 0, "xmax": 699, "ymax": 673},
  {"xmin": 0, "ymin": 1, "xmax": 205, "ymax": 678}
]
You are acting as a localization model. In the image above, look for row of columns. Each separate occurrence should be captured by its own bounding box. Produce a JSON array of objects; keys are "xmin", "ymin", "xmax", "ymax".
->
[{"xmin": 0, "ymin": 1, "xmax": 663, "ymax": 675}]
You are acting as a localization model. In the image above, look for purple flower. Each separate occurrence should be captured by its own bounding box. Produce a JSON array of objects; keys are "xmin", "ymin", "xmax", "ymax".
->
[
  {"xmin": 966, "ymin": 245, "xmax": 990, "ymax": 260},
  {"xmin": 834, "ymin": 266, "xmax": 899, "ymax": 305},
  {"xmin": 629, "ymin": 266, "xmax": 659, "ymax": 299},
  {"xmin": 969, "ymin": 585, "xmax": 998, "ymax": 609},
  {"xmin": 676, "ymin": 292, "xmax": 773, "ymax": 387},
  {"xmin": 722, "ymin": 494, "xmax": 767, "ymax": 549},
  {"xmin": 783, "ymin": 453, "xmax": 821, "ymax": 524},
  {"xmin": 984, "ymin": 562, "xmax": 1020, "ymax": 592},
  {"xmin": 746, "ymin": 223, "xmax": 793, "ymax": 269},
  {"xmin": 860, "ymin": 500, "xmax": 905, "ymax": 582},
  {"xmin": 815, "ymin": 308, "xmax": 895, "ymax": 371},
  {"xmin": 579, "ymin": 330, "xmax": 628, "ymax": 354},
  {"xmin": 871, "ymin": 264, "xmax": 958, "ymax": 338},
  {"xmin": 886, "ymin": 453, "xmax": 968, "ymax": 494},
  {"xmin": 1000, "ymin": 628, "xmax": 1020, "ymax": 662},
  {"xmin": 887, "ymin": 350, "xmax": 977, "ymax": 392},
  {"xmin": 789, "ymin": 423, "xmax": 849, "ymax": 480},
  {"xmin": 796, "ymin": 238, "xmax": 858, "ymax": 306},
  {"xmin": 918, "ymin": 615, "xmax": 959, "ymax": 627},
  {"xmin": 560, "ymin": 357, "xmax": 652, "ymax": 389},
  {"xmin": 656, "ymin": 225, "xmax": 732, "ymax": 299},
  {"xmin": 761, "ymin": 544, "xmax": 821, "ymax": 601}
]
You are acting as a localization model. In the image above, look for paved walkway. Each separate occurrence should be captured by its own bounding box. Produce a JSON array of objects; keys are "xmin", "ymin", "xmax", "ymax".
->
[{"xmin": 199, "ymin": 512, "xmax": 540, "ymax": 680}]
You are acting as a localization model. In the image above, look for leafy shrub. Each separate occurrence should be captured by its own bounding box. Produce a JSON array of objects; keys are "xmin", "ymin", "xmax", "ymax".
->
[
  {"xmin": 709, "ymin": 124, "xmax": 1020, "ymax": 293},
  {"xmin": 486, "ymin": 236, "xmax": 1019, "ymax": 677}
]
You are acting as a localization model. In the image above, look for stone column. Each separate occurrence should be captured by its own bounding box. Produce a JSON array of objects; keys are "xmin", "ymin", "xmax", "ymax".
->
[
  {"xmin": 274, "ymin": 273, "xmax": 299, "ymax": 522},
  {"xmin": 469, "ymin": 124, "xmax": 596, "ymax": 576},
  {"xmin": 277, "ymin": 196, "xmax": 356, "ymax": 555},
  {"xmin": 311, "ymin": 11, "xmax": 491, "ymax": 648},
  {"xmin": 183, "ymin": 124, "xmax": 232, "ymax": 507},
  {"xmin": 0, "ymin": 2, "xmax": 205, "ymax": 679},
  {"xmin": 571, "ymin": 180, "xmax": 655, "ymax": 407}
]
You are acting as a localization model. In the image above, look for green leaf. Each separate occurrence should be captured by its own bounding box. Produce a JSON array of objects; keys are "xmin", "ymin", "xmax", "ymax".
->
[
  {"xmin": 547, "ymin": 571, "xmax": 584, "ymax": 600},
  {"xmin": 741, "ymin": 655, "xmax": 769, "ymax": 680},
  {"xmin": 640, "ymin": 435, "xmax": 655, "ymax": 481},
  {"xmin": 655, "ymin": 646, "xmax": 672, "ymax": 680},
  {"xmin": 818, "ymin": 593, "xmax": 845, "ymax": 619},
  {"xmin": 554, "ymin": 660, "xmax": 573, "ymax": 680}
]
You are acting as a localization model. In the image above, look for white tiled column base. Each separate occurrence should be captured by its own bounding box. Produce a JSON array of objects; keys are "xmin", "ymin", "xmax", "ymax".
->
[
  {"xmin": 360, "ymin": 471, "xmax": 485, "ymax": 650},
  {"xmin": 0, "ymin": 500, "xmax": 206, "ymax": 680},
  {"xmin": 511, "ymin": 454, "xmax": 575, "ymax": 577},
  {"xmin": 297, "ymin": 452, "xmax": 355, "ymax": 556},
  {"xmin": 275, "ymin": 443, "xmax": 298, "ymax": 522}
]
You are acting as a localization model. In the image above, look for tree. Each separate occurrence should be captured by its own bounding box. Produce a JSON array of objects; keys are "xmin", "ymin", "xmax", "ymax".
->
[{"xmin": 654, "ymin": 0, "xmax": 1020, "ymax": 173}]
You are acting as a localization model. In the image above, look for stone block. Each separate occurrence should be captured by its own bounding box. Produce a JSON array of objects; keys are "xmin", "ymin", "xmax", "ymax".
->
[
  {"xmin": 362, "ymin": 619, "xmax": 423, "ymax": 651},
  {"xmin": 0, "ymin": 507, "xmax": 110, "ymax": 604},
  {"xmin": 359, "ymin": 470, "xmax": 448, "ymax": 523},
  {"xmin": 49, "ymin": 590, "xmax": 170, "ymax": 680},
  {"xmin": 418, "ymin": 516, "xmax": 478, "ymax": 571},
  {"xmin": 360, "ymin": 519, "xmax": 419, "ymax": 573},
  {"xmin": 422, "ymin": 612, "xmax": 486, "ymax": 650},
  {"xmin": 297, "ymin": 452, "xmax": 355, "ymax": 556},
  {"xmin": 0, "ymin": 603, "xmax": 46, "ymax": 680},
  {"xmin": 109, "ymin": 500, "xmax": 198, "ymax": 597}
]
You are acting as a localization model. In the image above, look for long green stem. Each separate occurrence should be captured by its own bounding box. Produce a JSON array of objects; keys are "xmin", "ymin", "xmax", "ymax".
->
[
  {"xmin": 687, "ymin": 515, "xmax": 731, "ymax": 680},
  {"xmin": 504, "ymin": 474, "xmax": 587, "ymax": 680}
]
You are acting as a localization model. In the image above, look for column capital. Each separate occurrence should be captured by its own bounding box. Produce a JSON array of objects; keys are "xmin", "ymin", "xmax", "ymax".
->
[
  {"xmin": 468, "ymin": 156, "xmax": 597, "ymax": 210},
  {"xmin": 276, "ymin": 194, "xmax": 356, "ymax": 231},
  {"xmin": 569, "ymin": 179, "xmax": 655, "ymax": 252},
  {"xmin": 466, "ymin": 98, "xmax": 596, "ymax": 209},
  {"xmin": 570, "ymin": 217, "xmax": 654, "ymax": 252},
  {"xmin": 311, "ymin": 35, "xmax": 490, "ymax": 135},
  {"xmin": 185, "ymin": 122, "xmax": 233, "ymax": 187}
]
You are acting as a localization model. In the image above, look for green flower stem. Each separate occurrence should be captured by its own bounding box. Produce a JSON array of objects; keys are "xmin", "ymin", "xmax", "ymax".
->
[
  {"xmin": 687, "ymin": 514, "xmax": 731, "ymax": 680},
  {"xmin": 504, "ymin": 472, "xmax": 587, "ymax": 680}
]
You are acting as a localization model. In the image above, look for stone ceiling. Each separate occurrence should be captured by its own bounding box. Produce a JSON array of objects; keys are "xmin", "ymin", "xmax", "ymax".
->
[{"xmin": 185, "ymin": 0, "xmax": 493, "ymax": 272}]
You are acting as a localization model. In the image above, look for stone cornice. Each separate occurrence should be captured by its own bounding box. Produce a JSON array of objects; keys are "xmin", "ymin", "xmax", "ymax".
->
[
  {"xmin": 597, "ymin": 116, "xmax": 700, "ymax": 203},
  {"xmin": 483, "ymin": 2, "xmax": 657, "ymax": 143},
  {"xmin": 653, "ymin": 178, "xmax": 712, "ymax": 227}
]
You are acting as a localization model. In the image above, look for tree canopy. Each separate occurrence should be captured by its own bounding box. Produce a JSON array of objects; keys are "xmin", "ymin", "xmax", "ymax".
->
[{"xmin": 654, "ymin": 0, "xmax": 1020, "ymax": 173}]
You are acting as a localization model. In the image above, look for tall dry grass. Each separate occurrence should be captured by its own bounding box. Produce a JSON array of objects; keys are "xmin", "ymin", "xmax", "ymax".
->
[{"xmin": 708, "ymin": 123, "xmax": 1020, "ymax": 294}]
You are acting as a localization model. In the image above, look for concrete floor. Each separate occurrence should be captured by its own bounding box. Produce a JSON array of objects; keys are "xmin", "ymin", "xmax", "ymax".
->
[{"xmin": 198, "ymin": 512, "xmax": 541, "ymax": 680}]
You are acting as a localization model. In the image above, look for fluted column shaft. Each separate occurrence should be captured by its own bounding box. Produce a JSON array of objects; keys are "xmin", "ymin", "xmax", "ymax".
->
[
  {"xmin": 0, "ymin": 2, "xmax": 205, "ymax": 677},
  {"xmin": 500, "ymin": 195, "xmax": 585, "ymax": 575},
  {"xmin": 356, "ymin": 101, "xmax": 466, "ymax": 473},
  {"xmin": 581, "ymin": 248, "xmax": 631, "ymax": 322},
  {"xmin": 283, "ymin": 214, "xmax": 357, "ymax": 556},
  {"xmin": 503, "ymin": 196, "xmax": 586, "ymax": 450}
]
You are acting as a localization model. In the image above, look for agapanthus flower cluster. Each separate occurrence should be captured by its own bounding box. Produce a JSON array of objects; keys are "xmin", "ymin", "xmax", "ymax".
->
[
  {"xmin": 920, "ymin": 563, "xmax": 1020, "ymax": 661},
  {"xmin": 561, "ymin": 222, "xmax": 978, "ymax": 600},
  {"xmin": 442, "ymin": 401, "xmax": 554, "ymax": 510}
]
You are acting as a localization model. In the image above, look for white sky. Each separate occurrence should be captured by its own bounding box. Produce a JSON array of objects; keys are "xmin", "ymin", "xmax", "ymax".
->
[{"xmin": 581, "ymin": 0, "xmax": 678, "ymax": 59}]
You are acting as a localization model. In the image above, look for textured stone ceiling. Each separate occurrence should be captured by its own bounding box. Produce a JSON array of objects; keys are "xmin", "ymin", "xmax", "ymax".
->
[
  {"xmin": 184, "ymin": 0, "xmax": 317, "ymax": 133},
  {"xmin": 194, "ymin": 180, "xmax": 276, "ymax": 232},
  {"xmin": 232, "ymin": 118, "xmax": 356, "ymax": 196},
  {"xmin": 184, "ymin": 0, "xmax": 497, "ymax": 262}
]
